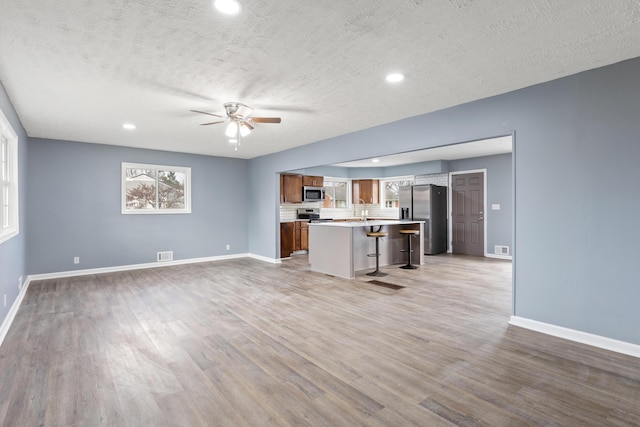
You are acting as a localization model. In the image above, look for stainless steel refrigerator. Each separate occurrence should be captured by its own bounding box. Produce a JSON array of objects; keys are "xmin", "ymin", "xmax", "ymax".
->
[{"xmin": 399, "ymin": 184, "xmax": 448, "ymax": 255}]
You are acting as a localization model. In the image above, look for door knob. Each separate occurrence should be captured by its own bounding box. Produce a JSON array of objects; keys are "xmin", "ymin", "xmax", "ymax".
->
[{"xmin": 479, "ymin": 217, "xmax": 484, "ymax": 221}]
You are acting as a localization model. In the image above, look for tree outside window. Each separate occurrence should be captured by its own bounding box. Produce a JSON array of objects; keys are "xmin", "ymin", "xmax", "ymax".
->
[
  {"xmin": 382, "ymin": 178, "xmax": 414, "ymax": 208},
  {"xmin": 122, "ymin": 163, "xmax": 191, "ymax": 214},
  {"xmin": 322, "ymin": 179, "xmax": 348, "ymax": 208}
]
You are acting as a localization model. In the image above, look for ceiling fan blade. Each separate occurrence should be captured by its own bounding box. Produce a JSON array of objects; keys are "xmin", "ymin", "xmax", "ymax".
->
[
  {"xmin": 200, "ymin": 120, "xmax": 225, "ymax": 126},
  {"xmin": 251, "ymin": 117, "xmax": 281, "ymax": 123},
  {"xmin": 191, "ymin": 109, "xmax": 225, "ymax": 118},
  {"xmin": 241, "ymin": 121, "xmax": 254, "ymax": 130}
]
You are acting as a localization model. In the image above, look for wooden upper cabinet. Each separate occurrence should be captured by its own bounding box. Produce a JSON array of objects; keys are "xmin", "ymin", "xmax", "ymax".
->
[
  {"xmin": 281, "ymin": 174, "xmax": 303, "ymax": 203},
  {"xmin": 279, "ymin": 174, "xmax": 285, "ymax": 204},
  {"xmin": 352, "ymin": 179, "xmax": 379, "ymax": 204},
  {"xmin": 302, "ymin": 175, "xmax": 324, "ymax": 187}
]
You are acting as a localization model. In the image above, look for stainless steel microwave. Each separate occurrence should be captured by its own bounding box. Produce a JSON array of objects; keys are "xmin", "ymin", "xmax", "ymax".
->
[{"xmin": 303, "ymin": 186, "xmax": 325, "ymax": 202}]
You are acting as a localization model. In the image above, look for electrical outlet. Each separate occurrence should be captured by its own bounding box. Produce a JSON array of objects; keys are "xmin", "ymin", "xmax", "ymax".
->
[
  {"xmin": 226, "ymin": 244, "xmax": 230, "ymax": 251},
  {"xmin": 73, "ymin": 256, "xmax": 80, "ymax": 264},
  {"xmin": 3, "ymin": 294, "xmax": 6, "ymax": 308},
  {"xmin": 18, "ymin": 276, "xmax": 22, "ymax": 291}
]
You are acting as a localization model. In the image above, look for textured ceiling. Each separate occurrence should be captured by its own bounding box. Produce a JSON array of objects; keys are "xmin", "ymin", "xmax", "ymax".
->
[{"xmin": 1, "ymin": 1, "xmax": 640, "ymax": 159}]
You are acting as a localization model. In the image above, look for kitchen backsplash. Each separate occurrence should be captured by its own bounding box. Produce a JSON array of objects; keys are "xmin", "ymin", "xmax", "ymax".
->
[
  {"xmin": 279, "ymin": 203, "xmax": 397, "ymax": 222},
  {"xmin": 415, "ymin": 173, "xmax": 448, "ymax": 186}
]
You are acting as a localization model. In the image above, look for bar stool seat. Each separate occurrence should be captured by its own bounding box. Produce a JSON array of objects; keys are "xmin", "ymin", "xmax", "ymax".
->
[
  {"xmin": 366, "ymin": 231, "xmax": 388, "ymax": 277},
  {"xmin": 399, "ymin": 229, "xmax": 420, "ymax": 270}
]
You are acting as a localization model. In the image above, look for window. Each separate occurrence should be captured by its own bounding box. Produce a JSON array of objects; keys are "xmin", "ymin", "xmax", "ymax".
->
[
  {"xmin": 322, "ymin": 178, "xmax": 349, "ymax": 208},
  {"xmin": 122, "ymin": 162, "xmax": 191, "ymax": 214},
  {"xmin": 380, "ymin": 177, "xmax": 414, "ymax": 208},
  {"xmin": 0, "ymin": 109, "xmax": 19, "ymax": 245}
]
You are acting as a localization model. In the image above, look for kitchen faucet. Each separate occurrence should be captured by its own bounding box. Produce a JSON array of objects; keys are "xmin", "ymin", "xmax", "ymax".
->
[
  {"xmin": 353, "ymin": 199, "xmax": 366, "ymax": 218},
  {"xmin": 358, "ymin": 199, "xmax": 367, "ymax": 220}
]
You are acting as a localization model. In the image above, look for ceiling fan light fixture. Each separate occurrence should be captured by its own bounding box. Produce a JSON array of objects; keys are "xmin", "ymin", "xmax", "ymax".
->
[
  {"xmin": 239, "ymin": 122, "xmax": 251, "ymax": 137},
  {"xmin": 214, "ymin": 0, "xmax": 241, "ymax": 15},
  {"xmin": 225, "ymin": 121, "xmax": 238, "ymax": 137}
]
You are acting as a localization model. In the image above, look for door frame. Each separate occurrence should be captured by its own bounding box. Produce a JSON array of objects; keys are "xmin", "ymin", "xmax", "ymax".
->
[{"xmin": 448, "ymin": 169, "xmax": 487, "ymax": 256}]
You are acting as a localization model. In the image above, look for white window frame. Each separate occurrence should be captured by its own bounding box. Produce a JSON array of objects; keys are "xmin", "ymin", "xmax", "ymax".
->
[
  {"xmin": 0, "ymin": 108, "xmax": 19, "ymax": 245},
  {"xmin": 379, "ymin": 176, "xmax": 414, "ymax": 210},
  {"xmin": 322, "ymin": 177, "xmax": 350, "ymax": 209},
  {"xmin": 122, "ymin": 162, "xmax": 191, "ymax": 214}
]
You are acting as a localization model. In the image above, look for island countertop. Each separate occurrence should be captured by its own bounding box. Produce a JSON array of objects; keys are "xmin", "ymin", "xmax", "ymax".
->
[
  {"xmin": 308, "ymin": 220, "xmax": 424, "ymax": 279},
  {"xmin": 308, "ymin": 219, "xmax": 424, "ymax": 228}
]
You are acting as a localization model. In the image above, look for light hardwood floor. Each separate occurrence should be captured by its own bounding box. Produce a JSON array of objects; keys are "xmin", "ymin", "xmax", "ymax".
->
[{"xmin": 1, "ymin": 254, "xmax": 639, "ymax": 426}]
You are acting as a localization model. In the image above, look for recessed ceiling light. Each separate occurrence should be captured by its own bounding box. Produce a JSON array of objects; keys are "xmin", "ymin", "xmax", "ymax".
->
[
  {"xmin": 214, "ymin": 0, "xmax": 241, "ymax": 14},
  {"xmin": 386, "ymin": 73, "xmax": 404, "ymax": 83},
  {"xmin": 122, "ymin": 123, "xmax": 136, "ymax": 130},
  {"xmin": 372, "ymin": 158, "xmax": 380, "ymax": 163}
]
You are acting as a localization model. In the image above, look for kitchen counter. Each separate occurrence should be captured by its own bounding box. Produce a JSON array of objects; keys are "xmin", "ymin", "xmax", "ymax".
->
[
  {"xmin": 308, "ymin": 220, "xmax": 424, "ymax": 279},
  {"xmin": 309, "ymin": 219, "xmax": 411, "ymax": 228}
]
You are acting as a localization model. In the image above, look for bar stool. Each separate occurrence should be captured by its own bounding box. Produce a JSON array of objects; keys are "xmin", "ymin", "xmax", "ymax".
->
[
  {"xmin": 399, "ymin": 229, "xmax": 420, "ymax": 269},
  {"xmin": 366, "ymin": 231, "xmax": 388, "ymax": 277}
]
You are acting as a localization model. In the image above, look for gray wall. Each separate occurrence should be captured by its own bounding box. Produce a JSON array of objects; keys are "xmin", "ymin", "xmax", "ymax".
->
[
  {"xmin": 27, "ymin": 138, "xmax": 249, "ymax": 274},
  {"xmin": 249, "ymin": 57, "xmax": 640, "ymax": 345},
  {"xmin": 0, "ymin": 82, "xmax": 28, "ymax": 326}
]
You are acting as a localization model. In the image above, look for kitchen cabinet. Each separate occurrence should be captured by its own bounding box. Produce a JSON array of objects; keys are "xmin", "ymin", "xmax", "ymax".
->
[
  {"xmin": 352, "ymin": 179, "xmax": 379, "ymax": 204},
  {"xmin": 280, "ymin": 222, "xmax": 294, "ymax": 258},
  {"xmin": 281, "ymin": 174, "xmax": 303, "ymax": 203},
  {"xmin": 302, "ymin": 175, "xmax": 324, "ymax": 187},
  {"xmin": 294, "ymin": 221, "xmax": 301, "ymax": 251},
  {"xmin": 300, "ymin": 221, "xmax": 309, "ymax": 251},
  {"xmin": 294, "ymin": 221, "xmax": 310, "ymax": 251},
  {"xmin": 280, "ymin": 221, "xmax": 309, "ymax": 257}
]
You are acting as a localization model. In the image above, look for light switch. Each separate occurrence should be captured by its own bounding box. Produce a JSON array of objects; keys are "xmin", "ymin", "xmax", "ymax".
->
[{"xmin": 491, "ymin": 203, "xmax": 501, "ymax": 210}]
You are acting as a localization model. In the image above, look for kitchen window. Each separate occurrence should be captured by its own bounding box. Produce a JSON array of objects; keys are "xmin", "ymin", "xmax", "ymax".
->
[
  {"xmin": 380, "ymin": 177, "xmax": 414, "ymax": 208},
  {"xmin": 122, "ymin": 162, "xmax": 191, "ymax": 214},
  {"xmin": 0, "ymin": 109, "xmax": 19, "ymax": 245},
  {"xmin": 322, "ymin": 178, "xmax": 348, "ymax": 208}
]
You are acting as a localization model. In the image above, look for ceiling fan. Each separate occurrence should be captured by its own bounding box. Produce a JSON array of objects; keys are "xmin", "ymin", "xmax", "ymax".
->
[{"xmin": 191, "ymin": 102, "xmax": 281, "ymax": 150}]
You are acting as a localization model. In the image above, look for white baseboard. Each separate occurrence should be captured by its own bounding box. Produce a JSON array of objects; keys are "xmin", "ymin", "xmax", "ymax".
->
[
  {"xmin": 247, "ymin": 253, "xmax": 282, "ymax": 264},
  {"xmin": 0, "ymin": 276, "xmax": 31, "ymax": 348},
  {"xmin": 26, "ymin": 253, "xmax": 283, "ymax": 281},
  {"xmin": 509, "ymin": 316, "xmax": 640, "ymax": 359},
  {"xmin": 486, "ymin": 253, "xmax": 513, "ymax": 260}
]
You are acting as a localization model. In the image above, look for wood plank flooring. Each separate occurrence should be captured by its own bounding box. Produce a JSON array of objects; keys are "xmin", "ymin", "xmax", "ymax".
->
[{"xmin": 1, "ymin": 254, "xmax": 639, "ymax": 426}]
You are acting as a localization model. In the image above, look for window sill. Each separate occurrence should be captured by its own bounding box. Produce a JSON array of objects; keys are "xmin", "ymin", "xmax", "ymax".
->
[{"xmin": 0, "ymin": 228, "xmax": 19, "ymax": 245}]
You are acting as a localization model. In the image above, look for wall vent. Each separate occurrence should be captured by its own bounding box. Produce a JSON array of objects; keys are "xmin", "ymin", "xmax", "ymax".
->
[
  {"xmin": 157, "ymin": 251, "xmax": 173, "ymax": 262},
  {"xmin": 494, "ymin": 245, "xmax": 510, "ymax": 256}
]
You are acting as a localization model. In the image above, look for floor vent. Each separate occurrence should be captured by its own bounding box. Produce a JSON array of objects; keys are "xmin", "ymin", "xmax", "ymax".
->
[
  {"xmin": 494, "ymin": 245, "xmax": 510, "ymax": 256},
  {"xmin": 157, "ymin": 251, "xmax": 173, "ymax": 262}
]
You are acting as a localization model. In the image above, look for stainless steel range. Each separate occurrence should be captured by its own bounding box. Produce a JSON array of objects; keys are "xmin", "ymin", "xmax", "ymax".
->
[{"xmin": 296, "ymin": 208, "xmax": 332, "ymax": 222}]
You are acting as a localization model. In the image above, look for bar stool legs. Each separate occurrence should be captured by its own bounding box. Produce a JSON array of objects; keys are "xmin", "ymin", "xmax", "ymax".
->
[
  {"xmin": 366, "ymin": 231, "xmax": 388, "ymax": 277},
  {"xmin": 399, "ymin": 229, "xmax": 420, "ymax": 269}
]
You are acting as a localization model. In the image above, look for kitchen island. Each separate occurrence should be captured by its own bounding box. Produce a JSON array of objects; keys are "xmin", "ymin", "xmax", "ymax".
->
[{"xmin": 308, "ymin": 220, "xmax": 424, "ymax": 279}]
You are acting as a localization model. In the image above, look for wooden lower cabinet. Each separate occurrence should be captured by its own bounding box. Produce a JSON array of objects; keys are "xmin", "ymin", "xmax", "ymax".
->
[
  {"xmin": 294, "ymin": 221, "xmax": 301, "ymax": 251},
  {"xmin": 300, "ymin": 221, "xmax": 309, "ymax": 251},
  {"xmin": 280, "ymin": 221, "xmax": 310, "ymax": 257},
  {"xmin": 280, "ymin": 222, "xmax": 294, "ymax": 258}
]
